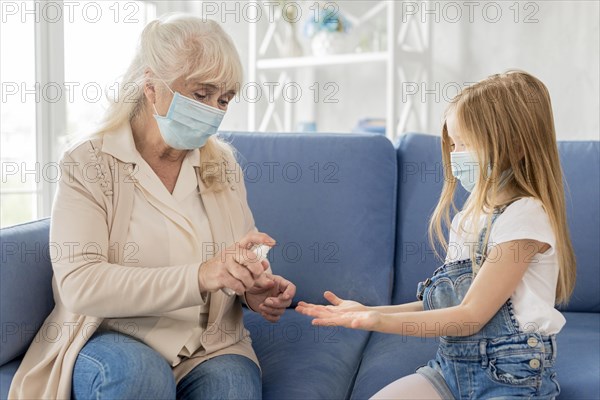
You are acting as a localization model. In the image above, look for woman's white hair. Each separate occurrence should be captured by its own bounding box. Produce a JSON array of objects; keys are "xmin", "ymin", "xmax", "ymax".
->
[{"xmin": 96, "ymin": 13, "xmax": 243, "ymax": 190}]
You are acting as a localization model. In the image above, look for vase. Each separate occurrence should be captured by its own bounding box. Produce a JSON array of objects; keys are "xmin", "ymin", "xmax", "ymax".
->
[
  {"xmin": 282, "ymin": 24, "xmax": 303, "ymax": 58},
  {"xmin": 311, "ymin": 31, "xmax": 347, "ymax": 57}
]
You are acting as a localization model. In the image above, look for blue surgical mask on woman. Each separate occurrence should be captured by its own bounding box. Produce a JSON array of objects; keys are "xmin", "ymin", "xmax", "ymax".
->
[
  {"xmin": 153, "ymin": 80, "xmax": 225, "ymax": 150},
  {"xmin": 450, "ymin": 151, "xmax": 480, "ymax": 192}
]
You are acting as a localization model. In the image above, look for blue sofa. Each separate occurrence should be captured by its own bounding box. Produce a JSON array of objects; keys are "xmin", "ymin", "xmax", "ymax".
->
[{"xmin": 1, "ymin": 133, "xmax": 598, "ymax": 399}]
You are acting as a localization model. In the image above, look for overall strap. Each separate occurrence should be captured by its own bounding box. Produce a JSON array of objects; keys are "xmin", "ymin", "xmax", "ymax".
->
[{"xmin": 474, "ymin": 199, "xmax": 520, "ymax": 270}]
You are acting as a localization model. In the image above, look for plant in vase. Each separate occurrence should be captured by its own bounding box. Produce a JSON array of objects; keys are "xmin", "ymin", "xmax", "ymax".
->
[{"xmin": 304, "ymin": 7, "xmax": 352, "ymax": 56}]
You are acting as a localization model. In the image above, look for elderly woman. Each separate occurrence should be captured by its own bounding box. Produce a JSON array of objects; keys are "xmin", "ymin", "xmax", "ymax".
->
[{"xmin": 9, "ymin": 14, "xmax": 296, "ymax": 399}]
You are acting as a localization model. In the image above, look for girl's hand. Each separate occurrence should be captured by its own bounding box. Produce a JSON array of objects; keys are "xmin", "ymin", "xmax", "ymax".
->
[
  {"xmin": 296, "ymin": 304, "xmax": 381, "ymax": 331},
  {"xmin": 295, "ymin": 291, "xmax": 379, "ymax": 330},
  {"xmin": 296, "ymin": 291, "xmax": 367, "ymax": 314}
]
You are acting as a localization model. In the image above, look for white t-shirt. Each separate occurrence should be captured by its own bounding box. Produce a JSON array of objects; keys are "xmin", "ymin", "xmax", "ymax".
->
[{"xmin": 445, "ymin": 197, "xmax": 566, "ymax": 335}]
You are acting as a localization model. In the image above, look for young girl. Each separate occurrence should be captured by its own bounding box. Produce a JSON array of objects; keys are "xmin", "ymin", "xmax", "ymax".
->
[{"xmin": 296, "ymin": 70, "xmax": 576, "ymax": 399}]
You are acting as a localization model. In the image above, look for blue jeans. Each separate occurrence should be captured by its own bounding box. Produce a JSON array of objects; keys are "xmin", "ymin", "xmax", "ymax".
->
[{"xmin": 72, "ymin": 331, "xmax": 262, "ymax": 400}]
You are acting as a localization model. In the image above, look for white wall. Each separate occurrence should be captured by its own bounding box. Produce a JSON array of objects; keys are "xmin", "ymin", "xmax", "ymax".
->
[
  {"xmin": 425, "ymin": 0, "xmax": 600, "ymax": 140},
  {"xmin": 184, "ymin": 1, "xmax": 598, "ymax": 140}
]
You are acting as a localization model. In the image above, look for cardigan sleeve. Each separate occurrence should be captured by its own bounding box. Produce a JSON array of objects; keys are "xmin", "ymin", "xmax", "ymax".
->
[{"xmin": 50, "ymin": 148, "xmax": 206, "ymax": 318}]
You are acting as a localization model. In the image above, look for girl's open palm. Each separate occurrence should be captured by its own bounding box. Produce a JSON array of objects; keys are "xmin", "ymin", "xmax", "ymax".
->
[
  {"xmin": 295, "ymin": 291, "xmax": 380, "ymax": 331},
  {"xmin": 296, "ymin": 291, "xmax": 366, "ymax": 313}
]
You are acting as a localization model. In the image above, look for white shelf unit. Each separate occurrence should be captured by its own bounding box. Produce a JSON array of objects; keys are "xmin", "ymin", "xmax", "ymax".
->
[
  {"xmin": 256, "ymin": 51, "xmax": 389, "ymax": 69},
  {"xmin": 247, "ymin": 0, "xmax": 432, "ymax": 140}
]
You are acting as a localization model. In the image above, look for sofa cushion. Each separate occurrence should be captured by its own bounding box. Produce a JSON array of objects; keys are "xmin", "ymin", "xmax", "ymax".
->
[
  {"xmin": 244, "ymin": 309, "xmax": 370, "ymax": 400},
  {"xmin": 350, "ymin": 332, "xmax": 439, "ymax": 399},
  {"xmin": 0, "ymin": 357, "xmax": 21, "ymax": 399},
  {"xmin": 0, "ymin": 311, "xmax": 372, "ymax": 399},
  {"xmin": 0, "ymin": 218, "xmax": 54, "ymax": 366},
  {"xmin": 1, "ymin": 309, "xmax": 596, "ymax": 400},
  {"xmin": 553, "ymin": 312, "xmax": 600, "ymax": 399},
  {"xmin": 350, "ymin": 312, "xmax": 599, "ymax": 399},
  {"xmin": 221, "ymin": 132, "xmax": 397, "ymax": 307}
]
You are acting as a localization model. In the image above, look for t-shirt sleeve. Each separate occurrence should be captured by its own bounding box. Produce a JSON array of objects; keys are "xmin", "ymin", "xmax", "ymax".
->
[{"xmin": 490, "ymin": 198, "xmax": 556, "ymax": 254}]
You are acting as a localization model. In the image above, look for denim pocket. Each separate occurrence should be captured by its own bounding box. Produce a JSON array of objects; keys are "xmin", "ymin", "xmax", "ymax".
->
[
  {"xmin": 426, "ymin": 273, "xmax": 472, "ymax": 310},
  {"xmin": 549, "ymin": 371, "xmax": 561, "ymax": 397},
  {"xmin": 485, "ymin": 354, "xmax": 542, "ymax": 387}
]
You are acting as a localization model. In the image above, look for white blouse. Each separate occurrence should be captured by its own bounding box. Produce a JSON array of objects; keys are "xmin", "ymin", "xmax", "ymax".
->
[{"xmin": 101, "ymin": 147, "xmax": 215, "ymax": 363}]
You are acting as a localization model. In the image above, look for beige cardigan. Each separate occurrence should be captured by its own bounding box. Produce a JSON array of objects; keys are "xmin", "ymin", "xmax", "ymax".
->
[{"xmin": 9, "ymin": 123, "xmax": 260, "ymax": 399}]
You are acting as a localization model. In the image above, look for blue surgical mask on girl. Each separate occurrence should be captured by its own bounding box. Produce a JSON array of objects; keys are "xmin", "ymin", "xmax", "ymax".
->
[
  {"xmin": 450, "ymin": 151, "xmax": 512, "ymax": 193},
  {"xmin": 450, "ymin": 151, "xmax": 480, "ymax": 192},
  {"xmin": 153, "ymin": 80, "xmax": 225, "ymax": 150}
]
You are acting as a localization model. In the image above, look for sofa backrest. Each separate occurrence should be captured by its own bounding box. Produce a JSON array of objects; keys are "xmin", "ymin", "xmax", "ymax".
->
[
  {"xmin": 0, "ymin": 218, "xmax": 54, "ymax": 366},
  {"xmin": 220, "ymin": 132, "xmax": 397, "ymax": 307},
  {"xmin": 556, "ymin": 141, "xmax": 600, "ymax": 312},
  {"xmin": 0, "ymin": 133, "xmax": 596, "ymax": 369},
  {"xmin": 393, "ymin": 133, "xmax": 600, "ymax": 313},
  {"xmin": 392, "ymin": 133, "xmax": 455, "ymax": 305}
]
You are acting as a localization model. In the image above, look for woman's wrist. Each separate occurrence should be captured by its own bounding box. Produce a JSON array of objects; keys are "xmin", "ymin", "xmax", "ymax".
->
[
  {"xmin": 244, "ymin": 292, "xmax": 258, "ymax": 312},
  {"xmin": 196, "ymin": 263, "xmax": 212, "ymax": 304},
  {"xmin": 197, "ymin": 262, "xmax": 208, "ymax": 293}
]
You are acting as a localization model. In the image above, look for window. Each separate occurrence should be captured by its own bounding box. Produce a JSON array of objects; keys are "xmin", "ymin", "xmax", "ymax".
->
[
  {"xmin": 63, "ymin": 1, "xmax": 156, "ymax": 142},
  {"xmin": 0, "ymin": 0, "xmax": 156, "ymax": 228},
  {"xmin": 0, "ymin": 0, "xmax": 37, "ymax": 227}
]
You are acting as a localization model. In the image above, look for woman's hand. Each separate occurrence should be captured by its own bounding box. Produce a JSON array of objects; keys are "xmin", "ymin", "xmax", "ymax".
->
[
  {"xmin": 245, "ymin": 260, "xmax": 296, "ymax": 323},
  {"xmin": 295, "ymin": 292, "xmax": 379, "ymax": 330},
  {"xmin": 198, "ymin": 232, "xmax": 276, "ymax": 295}
]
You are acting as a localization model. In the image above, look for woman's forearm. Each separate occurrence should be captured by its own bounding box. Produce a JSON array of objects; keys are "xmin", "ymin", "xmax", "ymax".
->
[
  {"xmin": 367, "ymin": 300, "xmax": 424, "ymax": 314},
  {"xmin": 56, "ymin": 260, "xmax": 207, "ymax": 317}
]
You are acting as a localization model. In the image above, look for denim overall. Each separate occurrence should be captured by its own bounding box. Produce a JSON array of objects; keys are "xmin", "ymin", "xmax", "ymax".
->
[{"xmin": 414, "ymin": 204, "xmax": 561, "ymax": 399}]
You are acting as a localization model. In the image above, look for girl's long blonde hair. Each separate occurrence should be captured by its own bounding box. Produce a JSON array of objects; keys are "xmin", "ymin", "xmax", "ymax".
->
[
  {"xmin": 428, "ymin": 70, "xmax": 576, "ymax": 305},
  {"xmin": 93, "ymin": 13, "xmax": 243, "ymax": 191}
]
